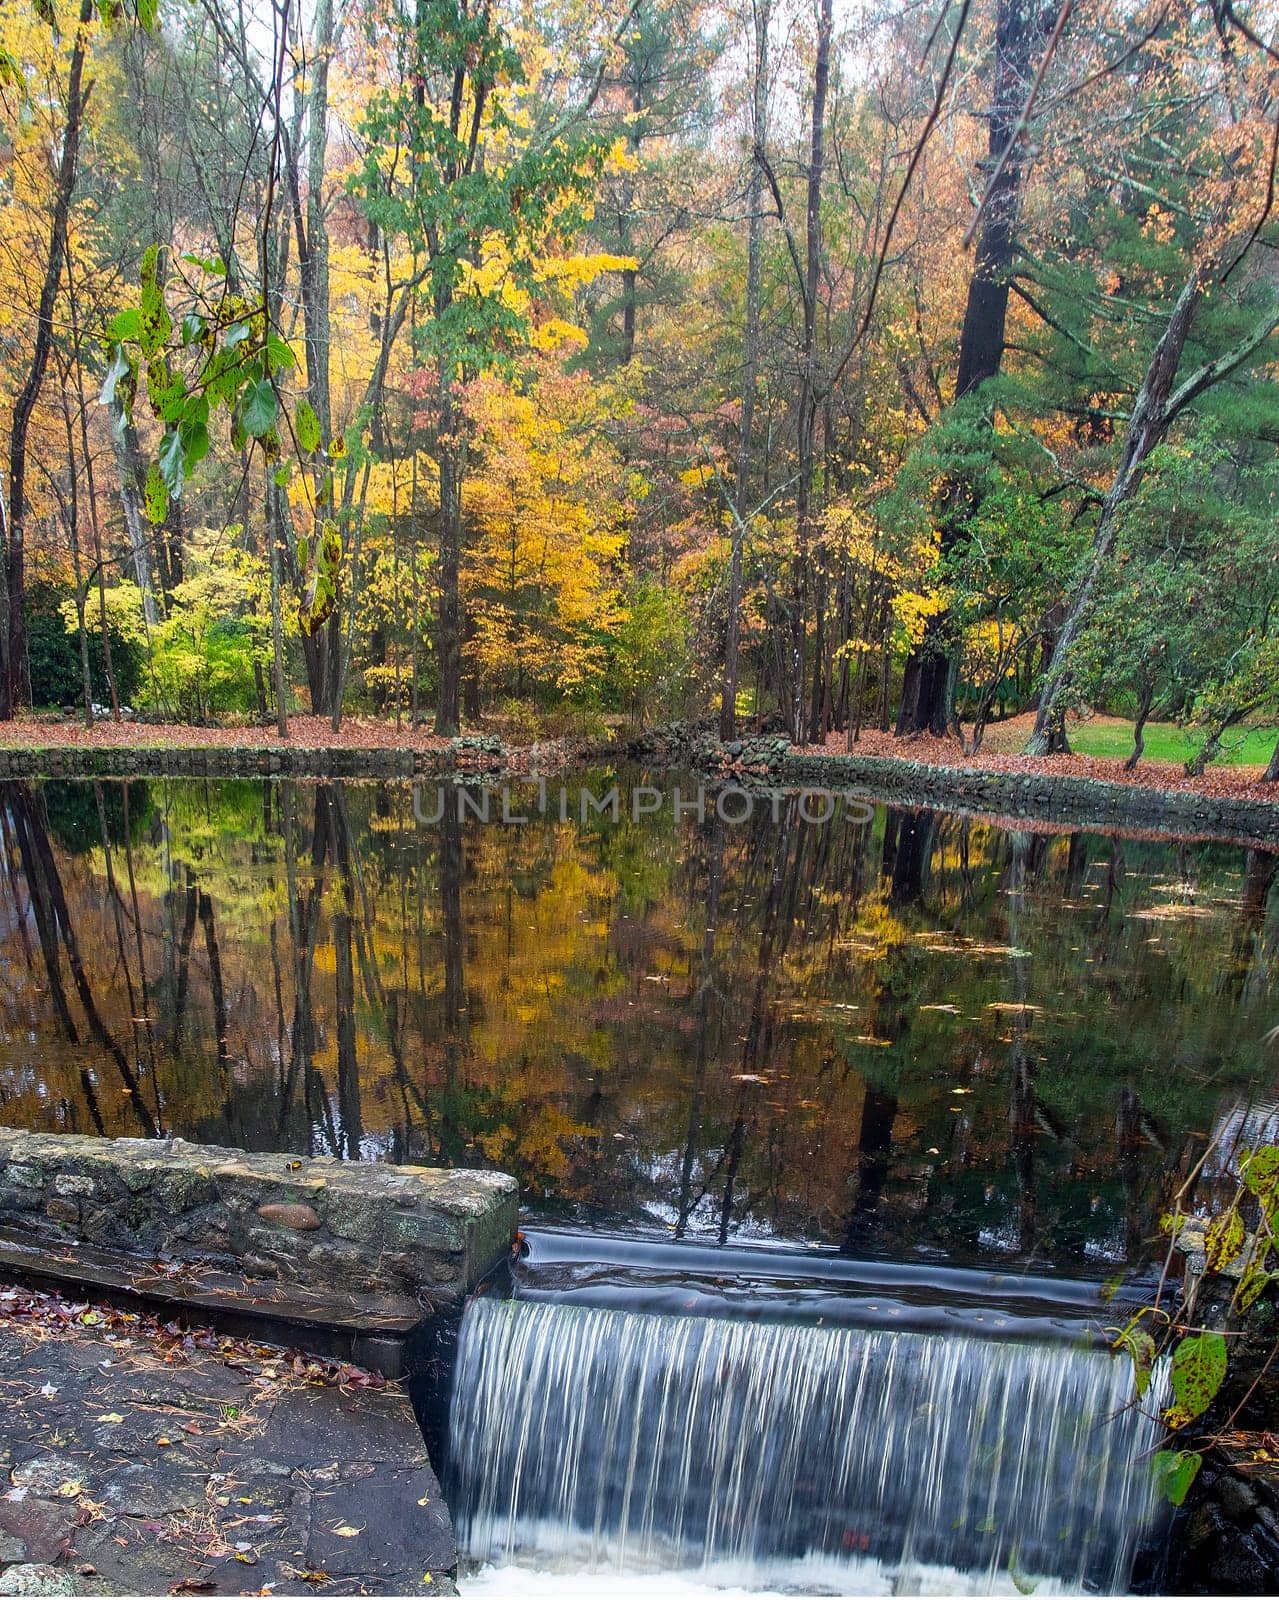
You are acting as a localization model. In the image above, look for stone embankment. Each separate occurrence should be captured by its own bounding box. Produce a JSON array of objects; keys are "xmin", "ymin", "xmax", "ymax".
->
[
  {"xmin": 634, "ymin": 724, "xmax": 1279, "ymax": 847},
  {"xmin": 0, "ymin": 1131, "xmax": 517, "ymax": 1376},
  {"xmin": 4, "ymin": 719, "xmax": 1279, "ymax": 843}
]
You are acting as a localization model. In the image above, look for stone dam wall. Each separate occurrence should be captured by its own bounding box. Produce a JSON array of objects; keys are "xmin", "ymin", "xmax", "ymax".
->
[{"xmin": 0, "ymin": 1130, "xmax": 517, "ymax": 1370}]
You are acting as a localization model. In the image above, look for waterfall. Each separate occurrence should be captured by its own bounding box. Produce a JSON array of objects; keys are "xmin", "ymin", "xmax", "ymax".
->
[{"xmin": 449, "ymin": 1297, "xmax": 1168, "ymax": 1595}]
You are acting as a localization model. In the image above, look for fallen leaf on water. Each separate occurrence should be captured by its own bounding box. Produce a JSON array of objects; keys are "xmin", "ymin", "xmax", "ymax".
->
[
  {"xmin": 95, "ymin": 1413, "xmax": 125, "ymax": 1424},
  {"xmin": 331, "ymin": 1524, "xmax": 363, "ymax": 1538}
]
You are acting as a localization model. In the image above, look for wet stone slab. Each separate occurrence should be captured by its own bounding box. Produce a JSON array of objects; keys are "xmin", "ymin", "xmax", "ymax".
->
[
  {"xmin": 0, "ymin": 1131, "xmax": 517, "ymax": 1332},
  {"xmin": 0, "ymin": 1288, "xmax": 456, "ymax": 1596}
]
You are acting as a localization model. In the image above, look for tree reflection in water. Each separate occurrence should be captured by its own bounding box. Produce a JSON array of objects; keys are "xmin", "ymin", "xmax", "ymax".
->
[{"xmin": 0, "ymin": 771, "xmax": 1275, "ymax": 1274}]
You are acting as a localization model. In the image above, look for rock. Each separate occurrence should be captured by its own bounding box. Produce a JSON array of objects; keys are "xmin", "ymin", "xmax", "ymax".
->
[
  {"xmin": 1219, "ymin": 1472, "xmax": 1259, "ymax": 1522},
  {"xmin": 10, "ymin": 1456, "xmax": 90, "ymax": 1498},
  {"xmin": 50, "ymin": 1178, "xmax": 92, "ymax": 1200},
  {"xmin": 255, "ymin": 1202, "xmax": 322, "ymax": 1231},
  {"xmin": 0, "ymin": 1566, "xmax": 80, "ymax": 1596},
  {"xmin": 0, "ymin": 1498, "xmax": 79, "ymax": 1565},
  {"xmin": 42, "ymin": 1202, "xmax": 78, "ymax": 1226}
]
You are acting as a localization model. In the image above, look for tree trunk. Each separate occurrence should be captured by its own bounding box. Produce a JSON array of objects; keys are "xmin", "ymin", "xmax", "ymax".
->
[
  {"xmin": 618, "ymin": 70, "xmax": 643, "ymax": 366},
  {"xmin": 1187, "ymin": 704, "xmax": 1245, "ymax": 778},
  {"xmin": 790, "ymin": 0, "xmax": 831, "ymax": 744},
  {"xmin": 266, "ymin": 469, "xmax": 290, "ymax": 738},
  {"xmin": 111, "ymin": 409, "xmax": 161, "ymax": 628},
  {"xmin": 897, "ymin": 0, "xmax": 1045, "ymax": 736},
  {"xmin": 1027, "ymin": 271, "xmax": 1204, "ymax": 753},
  {"xmin": 435, "ymin": 366, "xmax": 464, "ymax": 736},
  {"xmin": 721, "ymin": 0, "xmax": 770, "ymax": 743},
  {"xmin": 302, "ymin": 0, "xmax": 333, "ymax": 450},
  {"xmin": 2, "ymin": 0, "xmax": 95, "ymax": 717},
  {"xmin": 1125, "ymin": 684, "xmax": 1154, "ymax": 771}
]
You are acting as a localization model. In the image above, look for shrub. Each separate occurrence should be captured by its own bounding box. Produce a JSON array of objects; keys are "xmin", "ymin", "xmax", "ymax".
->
[{"xmin": 27, "ymin": 580, "xmax": 144, "ymax": 708}]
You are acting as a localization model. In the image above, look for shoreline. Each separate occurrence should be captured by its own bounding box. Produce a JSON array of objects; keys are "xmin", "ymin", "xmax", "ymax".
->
[{"xmin": 0, "ymin": 716, "xmax": 1277, "ymax": 848}]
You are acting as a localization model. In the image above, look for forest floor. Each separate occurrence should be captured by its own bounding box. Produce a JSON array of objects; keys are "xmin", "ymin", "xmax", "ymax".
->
[
  {"xmin": 4, "ymin": 709, "xmax": 1279, "ymax": 804},
  {"xmin": 0, "ymin": 1283, "xmax": 454, "ymax": 1596},
  {"xmin": 0, "ymin": 715, "xmax": 454, "ymax": 752}
]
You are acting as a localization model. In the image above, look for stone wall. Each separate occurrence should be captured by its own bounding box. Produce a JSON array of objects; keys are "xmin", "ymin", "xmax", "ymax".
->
[
  {"xmin": 778, "ymin": 751, "xmax": 1279, "ymax": 847},
  {"xmin": 5, "ymin": 734, "xmax": 1279, "ymax": 844},
  {"xmin": 0, "ymin": 1130, "xmax": 516, "ymax": 1319},
  {"xmin": 0, "ymin": 745, "xmax": 455, "ymax": 780}
]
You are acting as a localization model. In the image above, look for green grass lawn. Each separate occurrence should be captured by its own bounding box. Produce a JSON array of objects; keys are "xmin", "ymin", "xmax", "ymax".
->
[{"xmin": 1068, "ymin": 719, "xmax": 1275, "ymax": 767}]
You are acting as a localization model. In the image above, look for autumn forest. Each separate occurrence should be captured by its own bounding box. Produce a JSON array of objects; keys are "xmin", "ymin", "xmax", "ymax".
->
[{"xmin": 4, "ymin": 0, "xmax": 1279, "ymax": 762}]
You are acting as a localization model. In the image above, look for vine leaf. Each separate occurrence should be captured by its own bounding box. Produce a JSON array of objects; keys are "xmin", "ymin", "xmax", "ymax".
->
[
  {"xmin": 1234, "ymin": 1261, "xmax": 1273, "ymax": 1313},
  {"xmin": 295, "ymin": 399, "xmax": 321, "ymax": 454},
  {"xmin": 240, "ymin": 378, "xmax": 278, "ymax": 439},
  {"xmin": 142, "ymin": 462, "xmax": 168, "ymax": 526},
  {"xmin": 1113, "ymin": 1325, "xmax": 1157, "ymax": 1399},
  {"xmin": 1152, "ymin": 1449, "xmax": 1201, "ymax": 1506},
  {"xmin": 1205, "ymin": 1211, "xmax": 1245, "ymax": 1273},
  {"xmin": 1163, "ymin": 1331, "xmax": 1227, "ymax": 1429},
  {"xmin": 1241, "ymin": 1145, "xmax": 1279, "ymax": 1210}
]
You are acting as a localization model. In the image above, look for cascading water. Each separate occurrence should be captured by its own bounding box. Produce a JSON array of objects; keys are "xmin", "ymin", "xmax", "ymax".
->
[{"xmin": 449, "ymin": 1296, "xmax": 1169, "ymax": 1596}]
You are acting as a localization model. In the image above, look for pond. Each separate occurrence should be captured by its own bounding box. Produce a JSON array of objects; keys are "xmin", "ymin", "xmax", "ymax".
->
[
  {"xmin": 3, "ymin": 769, "xmax": 1275, "ymax": 1593},
  {"xmin": 0, "ymin": 770, "xmax": 1275, "ymax": 1274}
]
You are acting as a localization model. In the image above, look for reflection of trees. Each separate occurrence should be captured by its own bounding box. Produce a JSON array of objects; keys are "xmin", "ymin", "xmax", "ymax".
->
[
  {"xmin": 1221, "ymin": 847, "xmax": 1277, "ymax": 1002},
  {"xmin": 675, "ymin": 814, "xmax": 724, "ymax": 1236},
  {"xmin": 2, "ymin": 777, "xmax": 1277, "ymax": 1270},
  {"xmin": 0, "ymin": 782, "xmax": 155, "ymax": 1136}
]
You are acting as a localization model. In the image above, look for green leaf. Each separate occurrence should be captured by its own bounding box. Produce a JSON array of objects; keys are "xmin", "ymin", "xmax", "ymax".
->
[
  {"xmin": 1164, "ymin": 1331, "xmax": 1228, "ymax": 1429},
  {"xmin": 158, "ymin": 427, "xmax": 186, "ymax": 499},
  {"xmin": 99, "ymin": 344, "xmax": 134, "ymax": 414},
  {"xmin": 143, "ymin": 462, "xmax": 169, "ymax": 526},
  {"xmin": 1152, "ymin": 1449, "xmax": 1201, "ymax": 1507},
  {"xmin": 1235, "ymin": 1261, "xmax": 1272, "ymax": 1313},
  {"xmin": 295, "ymin": 399, "xmax": 321, "ymax": 454},
  {"xmin": 299, "ymin": 519, "xmax": 343, "ymax": 635},
  {"xmin": 239, "ymin": 378, "xmax": 278, "ymax": 439},
  {"xmin": 265, "ymin": 333, "xmax": 296, "ymax": 372},
  {"xmin": 1205, "ymin": 1211, "xmax": 1246, "ymax": 1273},
  {"xmin": 106, "ymin": 308, "xmax": 141, "ymax": 342},
  {"xmin": 135, "ymin": 0, "xmax": 159, "ymax": 30},
  {"xmin": 139, "ymin": 276, "xmax": 171, "ymax": 359},
  {"xmin": 182, "ymin": 420, "xmax": 210, "ymax": 476},
  {"xmin": 224, "ymin": 320, "xmax": 252, "ymax": 349},
  {"xmin": 181, "ymin": 251, "xmax": 226, "ymax": 277},
  {"xmin": 180, "ymin": 312, "xmax": 205, "ymax": 347},
  {"xmin": 273, "ymin": 463, "xmax": 292, "ymax": 488},
  {"xmin": 1114, "ymin": 1326, "xmax": 1157, "ymax": 1399},
  {"xmin": 1241, "ymin": 1146, "xmax": 1279, "ymax": 1206},
  {"xmin": 1007, "ymin": 1550, "xmax": 1037, "ymax": 1595}
]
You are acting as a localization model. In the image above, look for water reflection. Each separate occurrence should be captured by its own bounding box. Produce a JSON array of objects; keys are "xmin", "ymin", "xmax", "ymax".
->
[{"xmin": 0, "ymin": 772, "xmax": 1275, "ymax": 1272}]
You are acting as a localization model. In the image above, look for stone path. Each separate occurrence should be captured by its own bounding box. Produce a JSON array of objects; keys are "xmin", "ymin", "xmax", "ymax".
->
[{"xmin": 0, "ymin": 1284, "xmax": 456, "ymax": 1596}]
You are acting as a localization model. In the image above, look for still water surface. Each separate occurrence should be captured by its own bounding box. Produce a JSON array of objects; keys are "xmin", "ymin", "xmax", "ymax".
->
[{"xmin": 0, "ymin": 770, "xmax": 1274, "ymax": 1274}]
